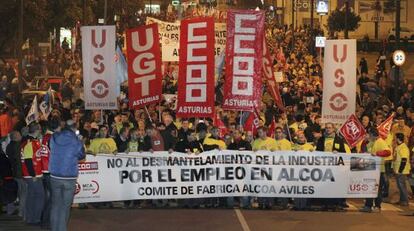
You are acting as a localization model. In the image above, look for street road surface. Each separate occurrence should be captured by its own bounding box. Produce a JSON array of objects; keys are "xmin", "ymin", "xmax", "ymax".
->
[{"xmin": 1, "ymin": 199, "xmax": 414, "ymax": 231}]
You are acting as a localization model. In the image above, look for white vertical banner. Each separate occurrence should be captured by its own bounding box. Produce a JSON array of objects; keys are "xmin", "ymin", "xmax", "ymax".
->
[
  {"xmin": 322, "ymin": 40, "xmax": 356, "ymax": 124},
  {"xmin": 82, "ymin": 26, "xmax": 118, "ymax": 110}
]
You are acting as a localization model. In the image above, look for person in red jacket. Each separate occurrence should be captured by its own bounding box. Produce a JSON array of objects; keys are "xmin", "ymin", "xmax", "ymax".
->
[
  {"xmin": 0, "ymin": 103, "xmax": 12, "ymax": 138},
  {"xmin": 21, "ymin": 122, "xmax": 45, "ymax": 225}
]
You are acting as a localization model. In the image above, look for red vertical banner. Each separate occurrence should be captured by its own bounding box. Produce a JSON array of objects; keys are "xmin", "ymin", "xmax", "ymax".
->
[
  {"xmin": 126, "ymin": 24, "xmax": 162, "ymax": 109},
  {"xmin": 263, "ymin": 40, "xmax": 284, "ymax": 111},
  {"xmin": 176, "ymin": 17, "xmax": 215, "ymax": 118},
  {"xmin": 222, "ymin": 10, "xmax": 265, "ymax": 112}
]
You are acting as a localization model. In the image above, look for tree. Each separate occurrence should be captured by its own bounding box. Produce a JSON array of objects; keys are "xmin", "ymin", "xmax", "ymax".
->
[
  {"xmin": 0, "ymin": 0, "xmax": 49, "ymax": 56},
  {"xmin": 92, "ymin": 0, "xmax": 143, "ymax": 29},
  {"xmin": 327, "ymin": 8, "xmax": 361, "ymax": 38},
  {"xmin": 383, "ymin": 0, "xmax": 396, "ymax": 14}
]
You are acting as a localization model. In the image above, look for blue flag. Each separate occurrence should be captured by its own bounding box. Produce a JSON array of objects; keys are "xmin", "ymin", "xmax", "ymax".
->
[{"xmin": 115, "ymin": 46, "xmax": 128, "ymax": 96}]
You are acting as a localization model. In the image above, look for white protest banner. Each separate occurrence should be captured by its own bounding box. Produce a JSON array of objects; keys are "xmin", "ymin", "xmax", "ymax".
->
[
  {"xmin": 146, "ymin": 17, "xmax": 180, "ymax": 45},
  {"xmin": 146, "ymin": 17, "xmax": 180, "ymax": 62},
  {"xmin": 322, "ymin": 39, "xmax": 356, "ymax": 124},
  {"xmin": 214, "ymin": 23, "xmax": 226, "ymax": 56},
  {"xmin": 73, "ymin": 150, "xmax": 380, "ymax": 203},
  {"xmin": 162, "ymin": 44, "xmax": 180, "ymax": 61},
  {"xmin": 81, "ymin": 26, "xmax": 117, "ymax": 109},
  {"xmin": 146, "ymin": 17, "xmax": 226, "ymax": 61}
]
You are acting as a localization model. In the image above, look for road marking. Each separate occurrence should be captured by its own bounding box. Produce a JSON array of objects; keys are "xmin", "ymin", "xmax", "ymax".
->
[
  {"xmin": 347, "ymin": 201, "xmax": 359, "ymax": 211},
  {"xmin": 234, "ymin": 209, "xmax": 251, "ymax": 231},
  {"xmin": 381, "ymin": 203, "xmax": 403, "ymax": 212},
  {"xmin": 347, "ymin": 201, "xmax": 405, "ymax": 212}
]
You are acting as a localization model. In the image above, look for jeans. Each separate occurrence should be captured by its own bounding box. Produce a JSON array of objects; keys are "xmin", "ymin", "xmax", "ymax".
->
[
  {"xmin": 383, "ymin": 161, "xmax": 393, "ymax": 198},
  {"xmin": 239, "ymin": 197, "xmax": 251, "ymax": 208},
  {"xmin": 365, "ymin": 173, "xmax": 385, "ymax": 208},
  {"xmin": 24, "ymin": 177, "xmax": 45, "ymax": 224},
  {"xmin": 15, "ymin": 178, "xmax": 27, "ymax": 219},
  {"xmin": 258, "ymin": 197, "xmax": 273, "ymax": 208},
  {"xmin": 396, "ymin": 174, "xmax": 409, "ymax": 203},
  {"xmin": 50, "ymin": 177, "xmax": 76, "ymax": 231},
  {"xmin": 42, "ymin": 174, "xmax": 51, "ymax": 227}
]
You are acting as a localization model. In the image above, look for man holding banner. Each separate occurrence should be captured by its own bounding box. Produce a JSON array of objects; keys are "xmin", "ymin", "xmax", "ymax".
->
[
  {"xmin": 360, "ymin": 128, "xmax": 392, "ymax": 213},
  {"xmin": 252, "ymin": 126, "xmax": 277, "ymax": 209}
]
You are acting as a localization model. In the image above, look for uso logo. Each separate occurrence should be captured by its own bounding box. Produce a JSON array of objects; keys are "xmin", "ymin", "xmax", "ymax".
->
[{"xmin": 78, "ymin": 162, "xmax": 99, "ymax": 171}]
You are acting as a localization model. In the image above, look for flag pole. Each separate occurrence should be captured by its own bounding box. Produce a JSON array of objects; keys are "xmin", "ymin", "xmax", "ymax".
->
[
  {"xmin": 239, "ymin": 111, "xmax": 243, "ymax": 127},
  {"xmin": 159, "ymin": 101, "xmax": 161, "ymax": 122},
  {"xmin": 100, "ymin": 109, "xmax": 104, "ymax": 125},
  {"xmin": 144, "ymin": 105, "xmax": 153, "ymax": 124}
]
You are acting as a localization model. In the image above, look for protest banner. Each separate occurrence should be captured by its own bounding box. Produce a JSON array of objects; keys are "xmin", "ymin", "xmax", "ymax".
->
[
  {"xmin": 322, "ymin": 39, "xmax": 356, "ymax": 124},
  {"xmin": 146, "ymin": 17, "xmax": 226, "ymax": 61},
  {"xmin": 222, "ymin": 10, "xmax": 265, "ymax": 111},
  {"xmin": 81, "ymin": 26, "xmax": 117, "ymax": 109},
  {"xmin": 146, "ymin": 17, "xmax": 180, "ymax": 45},
  {"xmin": 214, "ymin": 23, "xmax": 226, "ymax": 56},
  {"xmin": 126, "ymin": 24, "xmax": 162, "ymax": 109},
  {"xmin": 176, "ymin": 17, "xmax": 215, "ymax": 118},
  {"xmin": 74, "ymin": 150, "xmax": 380, "ymax": 203},
  {"xmin": 339, "ymin": 114, "xmax": 366, "ymax": 148},
  {"xmin": 146, "ymin": 17, "xmax": 180, "ymax": 62},
  {"xmin": 263, "ymin": 40, "xmax": 284, "ymax": 111}
]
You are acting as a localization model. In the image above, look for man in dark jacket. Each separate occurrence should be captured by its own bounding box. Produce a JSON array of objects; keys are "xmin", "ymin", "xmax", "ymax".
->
[
  {"xmin": 316, "ymin": 122, "xmax": 349, "ymax": 211},
  {"xmin": 6, "ymin": 131, "xmax": 24, "ymax": 217},
  {"xmin": 228, "ymin": 130, "xmax": 252, "ymax": 151},
  {"xmin": 177, "ymin": 119, "xmax": 192, "ymax": 142},
  {"xmin": 227, "ymin": 129, "xmax": 251, "ymax": 208},
  {"xmin": 0, "ymin": 148, "xmax": 18, "ymax": 215},
  {"xmin": 49, "ymin": 120, "xmax": 85, "ymax": 231},
  {"xmin": 115, "ymin": 126, "xmax": 129, "ymax": 153},
  {"xmin": 175, "ymin": 130, "xmax": 203, "ymax": 154}
]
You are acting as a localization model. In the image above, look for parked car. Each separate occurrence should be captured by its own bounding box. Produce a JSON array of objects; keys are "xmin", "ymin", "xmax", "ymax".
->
[{"xmin": 388, "ymin": 27, "xmax": 414, "ymax": 40}]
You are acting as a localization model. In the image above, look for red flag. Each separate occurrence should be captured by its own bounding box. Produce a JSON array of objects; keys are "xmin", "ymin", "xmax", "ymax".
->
[
  {"xmin": 339, "ymin": 114, "xmax": 367, "ymax": 148},
  {"xmin": 267, "ymin": 119, "xmax": 277, "ymax": 138},
  {"xmin": 176, "ymin": 17, "xmax": 215, "ymax": 118},
  {"xmin": 214, "ymin": 113, "xmax": 228, "ymax": 138},
  {"xmin": 243, "ymin": 108, "xmax": 261, "ymax": 136},
  {"xmin": 263, "ymin": 40, "xmax": 284, "ymax": 111},
  {"xmin": 377, "ymin": 113, "xmax": 395, "ymax": 139},
  {"xmin": 222, "ymin": 10, "xmax": 265, "ymax": 111},
  {"xmin": 127, "ymin": 24, "xmax": 162, "ymax": 109}
]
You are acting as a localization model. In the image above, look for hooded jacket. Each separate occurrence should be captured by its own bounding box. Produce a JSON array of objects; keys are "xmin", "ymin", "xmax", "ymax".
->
[{"xmin": 49, "ymin": 129, "xmax": 85, "ymax": 179}]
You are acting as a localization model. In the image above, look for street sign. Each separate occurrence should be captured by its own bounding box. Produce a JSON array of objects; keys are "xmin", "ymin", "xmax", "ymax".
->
[
  {"xmin": 316, "ymin": 0, "xmax": 329, "ymax": 15},
  {"xmin": 315, "ymin": 36, "xmax": 326, "ymax": 47},
  {"xmin": 393, "ymin": 50, "xmax": 406, "ymax": 66},
  {"xmin": 172, "ymin": 0, "xmax": 180, "ymax": 6}
]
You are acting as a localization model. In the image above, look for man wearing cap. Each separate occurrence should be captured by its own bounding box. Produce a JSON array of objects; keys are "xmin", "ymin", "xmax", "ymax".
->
[
  {"xmin": 49, "ymin": 120, "xmax": 85, "ymax": 231},
  {"xmin": 360, "ymin": 127, "xmax": 391, "ymax": 213}
]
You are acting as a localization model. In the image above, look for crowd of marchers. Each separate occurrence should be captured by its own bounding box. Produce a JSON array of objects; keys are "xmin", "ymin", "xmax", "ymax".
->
[{"xmin": 0, "ymin": 11, "xmax": 413, "ymax": 231}]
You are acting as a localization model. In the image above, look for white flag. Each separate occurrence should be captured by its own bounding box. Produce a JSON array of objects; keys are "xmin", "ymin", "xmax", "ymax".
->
[
  {"xmin": 39, "ymin": 88, "xmax": 53, "ymax": 119},
  {"xmin": 321, "ymin": 40, "xmax": 356, "ymax": 124},
  {"xmin": 81, "ymin": 25, "xmax": 118, "ymax": 110},
  {"xmin": 26, "ymin": 95, "xmax": 39, "ymax": 125}
]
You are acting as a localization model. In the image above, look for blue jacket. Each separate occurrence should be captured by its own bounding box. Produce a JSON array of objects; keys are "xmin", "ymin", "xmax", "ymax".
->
[{"xmin": 49, "ymin": 129, "xmax": 85, "ymax": 178}]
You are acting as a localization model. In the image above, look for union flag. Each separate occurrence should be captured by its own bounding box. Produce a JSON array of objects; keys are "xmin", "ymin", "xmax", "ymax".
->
[{"xmin": 339, "ymin": 114, "xmax": 366, "ymax": 148}]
